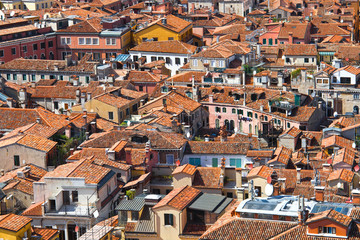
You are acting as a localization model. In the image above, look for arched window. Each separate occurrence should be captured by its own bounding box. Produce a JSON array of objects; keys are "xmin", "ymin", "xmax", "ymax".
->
[
  {"xmin": 40, "ymin": 53, "xmax": 45, "ymax": 59},
  {"xmin": 225, "ymin": 120, "xmax": 230, "ymax": 131},
  {"xmin": 215, "ymin": 119, "xmax": 220, "ymax": 129},
  {"xmin": 230, "ymin": 120, "xmax": 235, "ymax": 131},
  {"xmin": 49, "ymin": 52, "xmax": 54, "ymax": 60}
]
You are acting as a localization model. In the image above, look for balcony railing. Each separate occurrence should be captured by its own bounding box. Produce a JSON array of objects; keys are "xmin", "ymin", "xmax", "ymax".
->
[{"xmin": 44, "ymin": 203, "xmax": 96, "ymax": 217}]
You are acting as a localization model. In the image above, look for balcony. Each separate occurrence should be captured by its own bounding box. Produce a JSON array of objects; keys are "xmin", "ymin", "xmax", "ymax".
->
[{"xmin": 44, "ymin": 203, "xmax": 96, "ymax": 217}]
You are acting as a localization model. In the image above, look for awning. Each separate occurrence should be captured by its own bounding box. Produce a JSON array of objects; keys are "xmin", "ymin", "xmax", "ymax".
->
[
  {"xmin": 115, "ymin": 54, "xmax": 130, "ymax": 62},
  {"xmin": 319, "ymin": 52, "xmax": 335, "ymax": 56}
]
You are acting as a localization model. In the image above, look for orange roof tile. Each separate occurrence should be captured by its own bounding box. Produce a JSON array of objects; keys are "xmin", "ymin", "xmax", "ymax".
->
[
  {"xmin": 327, "ymin": 169, "xmax": 354, "ymax": 182},
  {"xmin": 172, "ymin": 164, "xmax": 197, "ymax": 175},
  {"xmin": 306, "ymin": 209, "xmax": 352, "ymax": 227},
  {"xmin": 153, "ymin": 186, "xmax": 201, "ymax": 211},
  {"xmin": 22, "ymin": 201, "xmax": 44, "ymax": 216},
  {"xmin": 32, "ymin": 227, "xmax": 59, "ymax": 240},
  {"xmin": 247, "ymin": 165, "xmax": 274, "ymax": 179},
  {"xmin": 321, "ymin": 135, "xmax": 354, "ymax": 149},
  {"xmin": 0, "ymin": 214, "xmax": 32, "ymax": 232}
]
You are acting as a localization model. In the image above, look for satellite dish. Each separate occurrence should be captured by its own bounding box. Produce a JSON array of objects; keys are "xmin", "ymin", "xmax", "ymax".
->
[
  {"xmin": 267, "ymin": 176, "xmax": 272, "ymax": 184},
  {"xmin": 334, "ymin": 112, "xmax": 338, "ymax": 117},
  {"xmin": 352, "ymin": 142, "xmax": 356, "ymax": 149},
  {"xmin": 265, "ymin": 184, "xmax": 274, "ymax": 196},
  {"xmin": 186, "ymin": 132, "xmax": 190, "ymax": 139},
  {"xmin": 234, "ymin": 127, "xmax": 238, "ymax": 133},
  {"xmin": 10, "ymin": 11, "xmax": 15, "ymax": 17}
]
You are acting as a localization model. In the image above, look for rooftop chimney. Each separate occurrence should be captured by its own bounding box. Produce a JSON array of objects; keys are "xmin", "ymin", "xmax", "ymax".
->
[
  {"xmin": 315, "ymin": 186, "xmax": 325, "ymax": 202},
  {"xmin": 288, "ymin": 32, "xmax": 293, "ymax": 44},
  {"xmin": 296, "ymin": 168, "xmax": 301, "ymax": 184}
]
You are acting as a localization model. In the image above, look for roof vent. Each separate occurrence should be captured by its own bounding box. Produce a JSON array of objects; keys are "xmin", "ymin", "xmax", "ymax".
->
[{"xmin": 17, "ymin": 171, "xmax": 25, "ymax": 179}]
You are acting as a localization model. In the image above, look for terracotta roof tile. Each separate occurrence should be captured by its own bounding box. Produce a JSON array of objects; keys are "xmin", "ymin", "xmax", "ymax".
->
[
  {"xmin": 81, "ymin": 129, "xmax": 187, "ymax": 149},
  {"xmin": 193, "ymin": 167, "xmax": 223, "ymax": 189},
  {"xmin": 306, "ymin": 209, "xmax": 352, "ymax": 227},
  {"xmin": 247, "ymin": 166, "xmax": 274, "ymax": 179},
  {"xmin": 137, "ymin": 14, "xmax": 191, "ymax": 33},
  {"xmin": 173, "ymin": 164, "xmax": 197, "ymax": 175},
  {"xmin": 58, "ymin": 17, "xmax": 103, "ymax": 33},
  {"xmin": 32, "ymin": 227, "xmax": 59, "ymax": 240},
  {"xmin": 246, "ymin": 150, "xmax": 274, "ymax": 158},
  {"xmin": 199, "ymin": 218, "xmax": 297, "ymax": 240},
  {"xmin": 284, "ymin": 44, "xmax": 317, "ymax": 56},
  {"xmin": 0, "ymin": 107, "xmax": 69, "ymax": 131},
  {"xmin": 22, "ymin": 201, "xmax": 44, "ymax": 216},
  {"xmin": 153, "ymin": 186, "xmax": 201, "ymax": 210},
  {"xmin": 327, "ymin": 169, "xmax": 354, "ymax": 182},
  {"xmin": 0, "ymin": 214, "xmax": 32, "ymax": 232},
  {"xmin": 332, "ymin": 147, "xmax": 356, "ymax": 166},
  {"xmin": 321, "ymin": 135, "xmax": 354, "ymax": 149},
  {"xmin": 186, "ymin": 141, "xmax": 250, "ymax": 155}
]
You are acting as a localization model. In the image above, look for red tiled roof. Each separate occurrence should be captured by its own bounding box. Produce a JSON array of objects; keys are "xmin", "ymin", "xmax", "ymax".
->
[
  {"xmin": 32, "ymin": 227, "xmax": 59, "ymax": 240},
  {"xmin": 247, "ymin": 166, "xmax": 274, "ymax": 179},
  {"xmin": 22, "ymin": 201, "xmax": 44, "ymax": 216},
  {"xmin": 321, "ymin": 135, "xmax": 354, "ymax": 149},
  {"xmin": 193, "ymin": 167, "xmax": 223, "ymax": 189},
  {"xmin": 306, "ymin": 209, "xmax": 352, "ymax": 227},
  {"xmin": 0, "ymin": 107, "xmax": 69, "ymax": 131},
  {"xmin": 199, "ymin": 218, "xmax": 297, "ymax": 240},
  {"xmin": 153, "ymin": 186, "xmax": 201, "ymax": 210},
  {"xmin": 186, "ymin": 141, "xmax": 250, "ymax": 155},
  {"xmin": 172, "ymin": 164, "xmax": 197, "ymax": 175},
  {"xmin": 284, "ymin": 44, "xmax": 317, "ymax": 56},
  {"xmin": 58, "ymin": 17, "xmax": 103, "ymax": 33},
  {"xmin": 327, "ymin": 169, "xmax": 354, "ymax": 182},
  {"xmin": 0, "ymin": 214, "xmax": 32, "ymax": 232}
]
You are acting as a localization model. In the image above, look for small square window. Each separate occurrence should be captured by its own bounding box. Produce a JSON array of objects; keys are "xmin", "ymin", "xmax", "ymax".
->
[
  {"xmin": 11, "ymin": 48, "xmax": 16, "ymax": 55},
  {"xmin": 14, "ymin": 155, "xmax": 20, "ymax": 166},
  {"xmin": 40, "ymin": 42, "xmax": 45, "ymax": 49},
  {"xmin": 164, "ymin": 214, "xmax": 174, "ymax": 226},
  {"xmin": 108, "ymin": 112, "xmax": 114, "ymax": 120}
]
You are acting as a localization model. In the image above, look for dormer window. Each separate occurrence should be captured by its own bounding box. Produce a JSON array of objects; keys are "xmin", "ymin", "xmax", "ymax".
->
[
  {"xmin": 318, "ymin": 226, "xmax": 336, "ymax": 235},
  {"xmin": 161, "ymin": 86, "xmax": 168, "ymax": 93}
]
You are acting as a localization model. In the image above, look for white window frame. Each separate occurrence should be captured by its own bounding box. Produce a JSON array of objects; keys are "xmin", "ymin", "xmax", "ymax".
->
[
  {"xmin": 78, "ymin": 37, "xmax": 85, "ymax": 45},
  {"xmin": 61, "ymin": 37, "xmax": 71, "ymax": 45},
  {"xmin": 106, "ymin": 38, "xmax": 116, "ymax": 45},
  {"xmin": 211, "ymin": 60, "xmax": 216, "ymax": 67},
  {"xmin": 192, "ymin": 59, "xmax": 198, "ymax": 67},
  {"xmin": 92, "ymin": 38, "xmax": 99, "ymax": 45}
]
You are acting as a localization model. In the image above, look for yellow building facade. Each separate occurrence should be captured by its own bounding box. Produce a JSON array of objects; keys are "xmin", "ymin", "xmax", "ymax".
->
[
  {"xmin": 1, "ymin": 0, "xmax": 53, "ymax": 11},
  {"xmin": 133, "ymin": 15, "xmax": 192, "ymax": 45},
  {"xmin": 0, "ymin": 214, "xmax": 32, "ymax": 240}
]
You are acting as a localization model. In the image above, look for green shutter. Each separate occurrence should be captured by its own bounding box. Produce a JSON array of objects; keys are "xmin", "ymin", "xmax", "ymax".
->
[
  {"xmin": 263, "ymin": 38, "xmax": 266, "ymax": 44},
  {"xmin": 269, "ymin": 38, "xmax": 273, "ymax": 46},
  {"xmin": 230, "ymin": 159, "xmax": 236, "ymax": 166},
  {"xmin": 236, "ymin": 159, "xmax": 242, "ymax": 168},
  {"xmin": 212, "ymin": 158, "xmax": 218, "ymax": 167},
  {"xmin": 190, "ymin": 158, "xmax": 201, "ymax": 166}
]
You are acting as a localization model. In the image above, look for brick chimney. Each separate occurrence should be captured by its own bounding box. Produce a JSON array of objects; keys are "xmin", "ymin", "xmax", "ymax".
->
[
  {"xmin": 288, "ymin": 32, "xmax": 293, "ymax": 44},
  {"xmin": 315, "ymin": 186, "xmax": 325, "ymax": 202}
]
